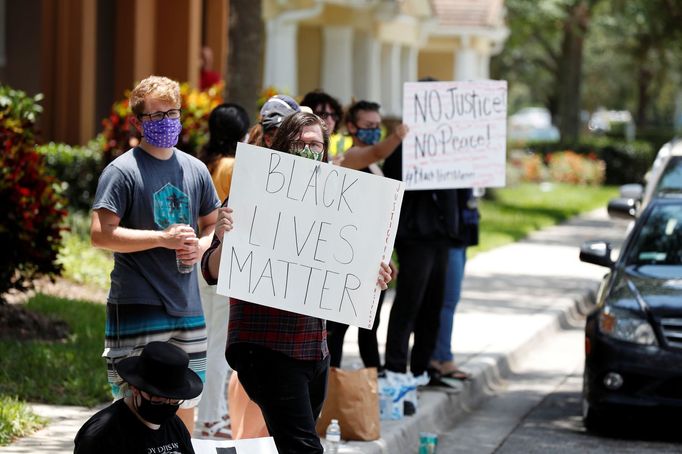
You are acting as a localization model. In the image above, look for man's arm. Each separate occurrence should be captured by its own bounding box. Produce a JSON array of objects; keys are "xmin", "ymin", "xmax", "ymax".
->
[
  {"xmin": 91, "ymin": 208, "xmax": 196, "ymax": 253},
  {"xmin": 197, "ymin": 208, "xmax": 218, "ymax": 256},
  {"xmin": 339, "ymin": 124, "xmax": 408, "ymax": 170}
]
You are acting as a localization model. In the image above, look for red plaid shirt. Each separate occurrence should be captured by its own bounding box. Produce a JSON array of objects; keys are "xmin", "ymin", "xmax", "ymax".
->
[{"xmin": 202, "ymin": 231, "xmax": 328, "ymax": 361}]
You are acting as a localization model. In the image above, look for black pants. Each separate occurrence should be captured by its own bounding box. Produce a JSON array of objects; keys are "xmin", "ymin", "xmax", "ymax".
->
[
  {"xmin": 384, "ymin": 242, "xmax": 449, "ymax": 376},
  {"xmin": 327, "ymin": 290, "xmax": 386, "ymax": 368},
  {"xmin": 227, "ymin": 343, "xmax": 329, "ymax": 454}
]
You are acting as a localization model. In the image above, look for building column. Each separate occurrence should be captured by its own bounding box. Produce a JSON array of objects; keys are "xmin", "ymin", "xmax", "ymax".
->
[
  {"xmin": 41, "ymin": 0, "xmax": 97, "ymax": 145},
  {"xmin": 353, "ymin": 31, "xmax": 381, "ymax": 103},
  {"xmin": 264, "ymin": 19, "xmax": 299, "ymax": 94},
  {"xmin": 155, "ymin": 0, "xmax": 202, "ymax": 88},
  {"xmin": 454, "ymin": 36, "xmax": 479, "ymax": 81},
  {"xmin": 114, "ymin": 0, "xmax": 156, "ymax": 98},
  {"xmin": 204, "ymin": 0, "xmax": 229, "ymax": 82},
  {"xmin": 381, "ymin": 43, "xmax": 402, "ymax": 117},
  {"xmin": 321, "ymin": 26, "xmax": 354, "ymax": 104},
  {"xmin": 401, "ymin": 45, "xmax": 418, "ymax": 86},
  {"xmin": 478, "ymin": 52, "xmax": 490, "ymax": 80}
]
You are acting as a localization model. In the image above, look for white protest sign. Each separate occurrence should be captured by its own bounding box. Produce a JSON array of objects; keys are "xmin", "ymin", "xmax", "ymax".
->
[
  {"xmin": 402, "ymin": 80, "xmax": 508, "ymax": 190},
  {"xmin": 216, "ymin": 143, "xmax": 404, "ymax": 329},
  {"xmin": 192, "ymin": 436, "xmax": 278, "ymax": 453}
]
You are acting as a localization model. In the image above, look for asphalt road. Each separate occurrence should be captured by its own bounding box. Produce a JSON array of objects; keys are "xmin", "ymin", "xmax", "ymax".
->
[{"xmin": 437, "ymin": 315, "xmax": 682, "ymax": 454}]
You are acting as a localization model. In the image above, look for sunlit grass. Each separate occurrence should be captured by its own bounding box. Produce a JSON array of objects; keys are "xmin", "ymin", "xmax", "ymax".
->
[
  {"xmin": 471, "ymin": 183, "xmax": 619, "ymax": 256},
  {"xmin": 0, "ymin": 294, "xmax": 109, "ymax": 407},
  {"xmin": 0, "ymin": 396, "xmax": 46, "ymax": 446}
]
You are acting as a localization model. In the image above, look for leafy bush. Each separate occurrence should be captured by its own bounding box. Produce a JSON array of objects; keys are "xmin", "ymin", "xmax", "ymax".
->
[
  {"xmin": 547, "ymin": 151, "xmax": 605, "ymax": 185},
  {"xmin": 523, "ymin": 137, "xmax": 655, "ymax": 185},
  {"xmin": 36, "ymin": 136, "xmax": 104, "ymax": 213},
  {"xmin": 100, "ymin": 83, "xmax": 223, "ymax": 164},
  {"xmin": 507, "ymin": 150, "xmax": 548, "ymax": 184},
  {"xmin": 0, "ymin": 84, "xmax": 68, "ymax": 300},
  {"xmin": 57, "ymin": 212, "xmax": 113, "ymax": 290}
]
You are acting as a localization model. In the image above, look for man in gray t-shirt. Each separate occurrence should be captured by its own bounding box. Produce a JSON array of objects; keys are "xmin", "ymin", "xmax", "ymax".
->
[{"xmin": 91, "ymin": 76, "xmax": 220, "ymax": 433}]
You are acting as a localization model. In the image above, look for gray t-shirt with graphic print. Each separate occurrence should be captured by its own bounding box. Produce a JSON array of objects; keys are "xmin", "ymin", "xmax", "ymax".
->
[{"xmin": 93, "ymin": 147, "xmax": 220, "ymax": 316}]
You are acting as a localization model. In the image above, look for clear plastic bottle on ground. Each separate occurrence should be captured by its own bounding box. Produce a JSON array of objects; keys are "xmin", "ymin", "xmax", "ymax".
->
[{"xmin": 325, "ymin": 418, "xmax": 341, "ymax": 454}]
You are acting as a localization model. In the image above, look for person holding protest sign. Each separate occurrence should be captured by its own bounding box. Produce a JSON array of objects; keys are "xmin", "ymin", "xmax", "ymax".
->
[
  {"xmin": 201, "ymin": 111, "xmax": 393, "ymax": 453},
  {"xmin": 196, "ymin": 103, "xmax": 250, "ymax": 439},
  {"xmin": 74, "ymin": 342, "xmax": 202, "ymax": 454},
  {"xmin": 324, "ymin": 99, "xmax": 407, "ymax": 371},
  {"xmin": 90, "ymin": 75, "xmax": 221, "ymax": 433},
  {"xmin": 381, "ymin": 142, "xmax": 465, "ymax": 390},
  {"xmin": 338, "ymin": 100, "xmax": 409, "ymax": 171}
]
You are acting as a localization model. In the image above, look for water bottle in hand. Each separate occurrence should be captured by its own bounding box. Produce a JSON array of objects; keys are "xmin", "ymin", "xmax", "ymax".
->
[
  {"xmin": 325, "ymin": 419, "xmax": 341, "ymax": 454},
  {"xmin": 176, "ymin": 250, "xmax": 193, "ymax": 274}
]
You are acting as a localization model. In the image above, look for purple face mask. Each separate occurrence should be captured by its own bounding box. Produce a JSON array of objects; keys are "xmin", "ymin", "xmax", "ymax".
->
[{"xmin": 142, "ymin": 118, "xmax": 182, "ymax": 148}]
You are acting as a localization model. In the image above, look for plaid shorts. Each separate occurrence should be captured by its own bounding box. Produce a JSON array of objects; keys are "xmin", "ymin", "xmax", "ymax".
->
[{"xmin": 103, "ymin": 303, "xmax": 207, "ymax": 408}]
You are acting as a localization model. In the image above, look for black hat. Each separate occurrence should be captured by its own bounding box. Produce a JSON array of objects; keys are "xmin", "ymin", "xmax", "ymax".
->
[{"xmin": 116, "ymin": 342, "xmax": 203, "ymax": 400}]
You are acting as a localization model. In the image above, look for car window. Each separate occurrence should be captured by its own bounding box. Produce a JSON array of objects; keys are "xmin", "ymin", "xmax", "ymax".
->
[
  {"xmin": 626, "ymin": 204, "xmax": 682, "ymax": 266},
  {"xmin": 654, "ymin": 156, "xmax": 682, "ymax": 195}
]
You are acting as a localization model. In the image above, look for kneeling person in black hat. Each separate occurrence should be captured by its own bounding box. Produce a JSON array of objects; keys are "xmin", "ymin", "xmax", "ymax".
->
[{"xmin": 74, "ymin": 342, "xmax": 203, "ymax": 454}]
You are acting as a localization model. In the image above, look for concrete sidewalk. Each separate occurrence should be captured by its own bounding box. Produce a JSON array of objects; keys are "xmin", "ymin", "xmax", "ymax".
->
[{"xmin": 0, "ymin": 209, "xmax": 629, "ymax": 453}]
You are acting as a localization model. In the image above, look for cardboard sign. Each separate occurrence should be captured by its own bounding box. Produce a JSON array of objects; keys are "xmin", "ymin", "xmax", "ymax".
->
[
  {"xmin": 216, "ymin": 143, "xmax": 404, "ymax": 329},
  {"xmin": 192, "ymin": 437, "xmax": 278, "ymax": 453},
  {"xmin": 402, "ymin": 80, "xmax": 508, "ymax": 190}
]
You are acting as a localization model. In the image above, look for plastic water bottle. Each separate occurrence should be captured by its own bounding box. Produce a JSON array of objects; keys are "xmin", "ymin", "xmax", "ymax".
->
[
  {"xmin": 176, "ymin": 250, "xmax": 193, "ymax": 274},
  {"xmin": 325, "ymin": 419, "xmax": 341, "ymax": 454}
]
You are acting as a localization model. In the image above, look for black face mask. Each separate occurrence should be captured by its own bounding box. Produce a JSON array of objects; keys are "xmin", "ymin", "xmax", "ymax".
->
[{"xmin": 135, "ymin": 394, "xmax": 180, "ymax": 425}]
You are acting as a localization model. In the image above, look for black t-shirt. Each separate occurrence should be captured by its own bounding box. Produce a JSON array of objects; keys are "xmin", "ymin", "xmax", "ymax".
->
[{"xmin": 74, "ymin": 399, "xmax": 194, "ymax": 454}]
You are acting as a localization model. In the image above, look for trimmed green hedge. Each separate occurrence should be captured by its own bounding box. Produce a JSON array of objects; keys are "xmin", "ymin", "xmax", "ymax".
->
[
  {"xmin": 36, "ymin": 136, "xmax": 105, "ymax": 213},
  {"xmin": 522, "ymin": 137, "xmax": 655, "ymax": 185}
]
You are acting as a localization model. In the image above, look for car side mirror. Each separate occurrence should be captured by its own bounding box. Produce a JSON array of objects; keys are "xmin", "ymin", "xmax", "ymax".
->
[
  {"xmin": 619, "ymin": 183, "xmax": 643, "ymax": 200},
  {"xmin": 579, "ymin": 241, "xmax": 614, "ymax": 268},
  {"xmin": 607, "ymin": 198, "xmax": 637, "ymax": 219}
]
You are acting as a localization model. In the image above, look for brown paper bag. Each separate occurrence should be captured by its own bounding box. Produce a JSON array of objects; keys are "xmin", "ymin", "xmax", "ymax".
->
[
  {"xmin": 316, "ymin": 367, "xmax": 381, "ymax": 441},
  {"xmin": 228, "ymin": 372, "xmax": 269, "ymax": 439}
]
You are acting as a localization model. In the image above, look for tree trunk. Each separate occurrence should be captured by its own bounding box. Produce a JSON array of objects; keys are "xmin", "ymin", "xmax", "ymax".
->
[
  {"xmin": 556, "ymin": 1, "xmax": 591, "ymax": 143},
  {"xmin": 226, "ymin": 0, "xmax": 264, "ymax": 121}
]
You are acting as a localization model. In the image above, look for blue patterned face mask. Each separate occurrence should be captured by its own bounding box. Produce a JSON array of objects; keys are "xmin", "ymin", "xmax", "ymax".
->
[
  {"xmin": 354, "ymin": 127, "xmax": 381, "ymax": 145},
  {"xmin": 142, "ymin": 118, "xmax": 182, "ymax": 148}
]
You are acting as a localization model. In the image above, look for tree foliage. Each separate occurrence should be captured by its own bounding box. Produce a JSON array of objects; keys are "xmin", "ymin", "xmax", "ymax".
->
[{"xmin": 495, "ymin": 0, "xmax": 682, "ymax": 140}]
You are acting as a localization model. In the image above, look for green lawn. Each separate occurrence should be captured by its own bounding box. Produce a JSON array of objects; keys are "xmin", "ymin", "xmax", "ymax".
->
[
  {"xmin": 471, "ymin": 183, "xmax": 618, "ymax": 256},
  {"xmin": 0, "ymin": 295, "xmax": 109, "ymax": 407}
]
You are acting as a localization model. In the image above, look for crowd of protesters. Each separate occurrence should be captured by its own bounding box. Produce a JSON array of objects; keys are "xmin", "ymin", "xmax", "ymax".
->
[{"xmin": 81, "ymin": 74, "xmax": 478, "ymax": 454}]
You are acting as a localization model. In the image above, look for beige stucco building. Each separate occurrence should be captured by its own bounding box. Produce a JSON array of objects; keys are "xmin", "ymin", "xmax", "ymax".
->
[
  {"xmin": 263, "ymin": 0, "xmax": 508, "ymax": 116},
  {"xmin": 0, "ymin": 0, "xmax": 507, "ymax": 144}
]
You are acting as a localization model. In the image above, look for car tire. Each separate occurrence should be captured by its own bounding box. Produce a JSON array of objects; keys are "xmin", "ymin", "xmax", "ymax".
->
[{"xmin": 582, "ymin": 369, "xmax": 609, "ymax": 433}]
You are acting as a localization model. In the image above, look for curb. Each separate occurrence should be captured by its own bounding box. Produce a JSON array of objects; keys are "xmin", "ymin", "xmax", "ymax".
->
[{"xmin": 342, "ymin": 286, "xmax": 598, "ymax": 454}]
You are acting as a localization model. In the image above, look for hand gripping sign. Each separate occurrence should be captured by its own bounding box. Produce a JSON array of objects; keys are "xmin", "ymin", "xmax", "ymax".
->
[
  {"xmin": 402, "ymin": 80, "xmax": 508, "ymax": 190},
  {"xmin": 217, "ymin": 143, "xmax": 404, "ymax": 329}
]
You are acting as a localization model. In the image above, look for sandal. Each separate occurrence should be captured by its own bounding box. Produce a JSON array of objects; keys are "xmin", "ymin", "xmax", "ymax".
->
[
  {"xmin": 432, "ymin": 360, "xmax": 471, "ymax": 381},
  {"xmin": 440, "ymin": 367, "xmax": 471, "ymax": 381},
  {"xmin": 200, "ymin": 415, "xmax": 232, "ymax": 439}
]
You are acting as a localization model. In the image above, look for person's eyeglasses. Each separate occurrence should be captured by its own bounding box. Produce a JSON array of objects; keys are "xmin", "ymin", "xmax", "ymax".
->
[
  {"xmin": 315, "ymin": 111, "xmax": 338, "ymax": 122},
  {"xmin": 138, "ymin": 109, "xmax": 182, "ymax": 122},
  {"xmin": 141, "ymin": 391, "xmax": 184, "ymax": 405},
  {"xmin": 291, "ymin": 140, "xmax": 325, "ymax": 154}
]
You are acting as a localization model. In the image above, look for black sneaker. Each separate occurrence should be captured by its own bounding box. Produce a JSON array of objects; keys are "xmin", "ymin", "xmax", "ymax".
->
[{"xmin": 404, "ymin": 400, "xmax": 416, "ymax": 416}]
